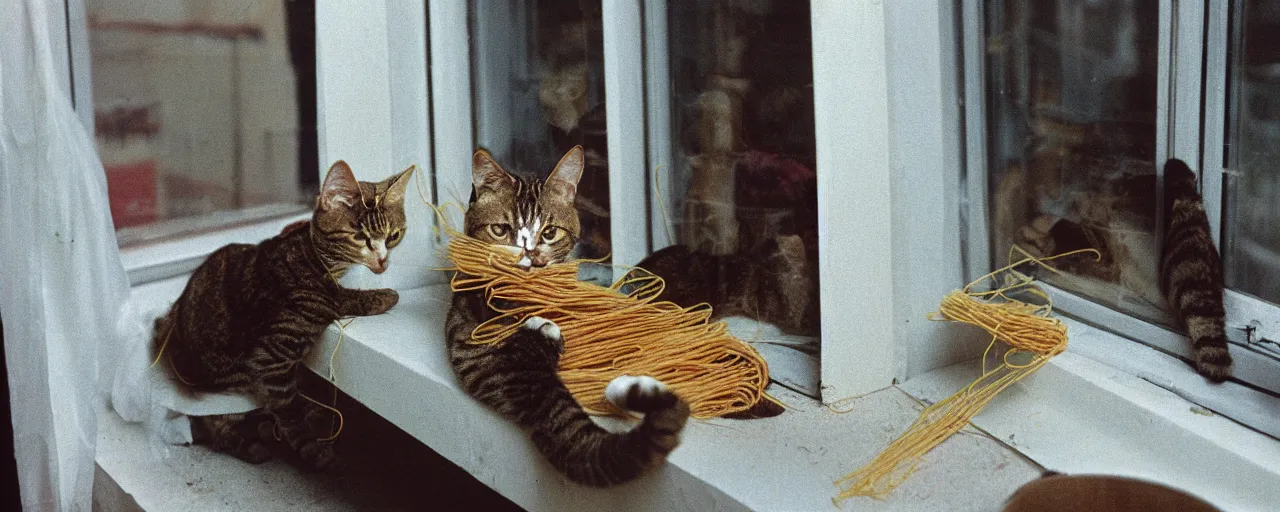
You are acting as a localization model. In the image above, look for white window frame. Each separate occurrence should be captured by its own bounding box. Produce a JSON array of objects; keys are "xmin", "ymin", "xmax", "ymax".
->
[
  {"xmin": 70, "ymin": 1, "xmax": 437, "ymax": 290},
  {"xmin": 958, "ymin": 0, "xmax": 1280, "ymax": 430},
  {"xmin": 626, "ymin": 0, "xmax": 979, "ymax": 402},
  {"xmin": 1214, "ymin": 0, "xmax": 1280, "ymax": 368},
  {"xmin": 64, "ymin": 0, "xmax": 1280, "ymax": 507},
  {"xmin": 73, "ymin": 0, "xmax": 1278, "ymax": 422},
  {"xmin": 433, "ymin": 0, "xmax": 967, "ymax": 403}
]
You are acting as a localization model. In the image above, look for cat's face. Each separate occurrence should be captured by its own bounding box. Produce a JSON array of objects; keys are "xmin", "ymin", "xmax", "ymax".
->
[
  {"xmin": 312, "ymin": 161, "xmax": 414, "ymax": 274},
  {"xmin": 464, "ymin": 147, "xmax": 584, "ymax": 268}
]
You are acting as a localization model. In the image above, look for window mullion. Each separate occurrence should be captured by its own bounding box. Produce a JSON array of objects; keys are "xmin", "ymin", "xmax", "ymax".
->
[
  {"xmin": 1171, "ymin": 0, "xmax": 1206, "ymax": 165},
  {"xmin": 643, "ymin": 0, "xmax": 676, "ymax": 253},
  {"xmin": 1158, "ymin": 0, "xmax": 1205, "ymax": 272},
  {"xmin": 602, "ymin": 0, "xmax": 650, "ymax": 274},
  {"xmin": 1202, "ymin": 0, "xmax": 1230, "ymax": 242},
  {"xmin": 427, "ymin": 0, "xmax": 473, "ymax": 238},
  {"xmin": 962, "ymin": 0, "xmax": 991, "ymax": 283},
  {"xmin": 813, "ymin": 0, "xmax": 897, "ymax": 400}
]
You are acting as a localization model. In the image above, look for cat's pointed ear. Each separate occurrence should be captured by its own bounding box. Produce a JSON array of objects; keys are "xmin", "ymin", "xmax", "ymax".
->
[
  {"xmin": 545, "ymin": 146, "xmax": 584, "ymax": 200},
  {"xmin": 383, "ymin": 165, "xmax": 415, "ymax": 206},
  {"xmin": 320, "ymin": 160, "xmax": 360, "ymax": 211},
  {"xmin": 472, "ymin": 149, "xmax": 515, "ymax": 195}
]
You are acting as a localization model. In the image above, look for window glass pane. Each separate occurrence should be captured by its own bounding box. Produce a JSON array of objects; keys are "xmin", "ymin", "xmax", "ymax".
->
[
  {"xmin": 984, "ymin": 0, "xmax": 1165, "ymax": 323},
  {"xmin": 1225, "ymin": 0, "xmax": 1280, "ymax": 304},
  {"xmin": 659, "ymin": 0, "xmax": 820, "ymax": 338},
  {"xmin": 89, "ymin": 1, "xmax": 317, "ymax": 245},
  {"xmin": 469, "ymin": 0, "xmax": 611, "ymax": 282}
]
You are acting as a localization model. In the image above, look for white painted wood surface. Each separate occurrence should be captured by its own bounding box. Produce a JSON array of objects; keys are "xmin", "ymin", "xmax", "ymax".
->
[
  {"xmin": 812, "ymin": 0, "xmax": 898, "ymax": 401},
  {"xmin": 884, "ymin": 1, "xmax": 986, "ymax": 381},
  {"xmin": 602, "ymin": 0, "xmax": 651, "ymax": 273},
  {"xmin": 1201, "ymin": 0, "xmax": 1228, "ymax": 243},
  {"xmin": 306, "ymin": 285, "xmax": 1038, "ymax": 511},
  {"xmin": 901, "ymin": 317, "xmax": 1280, "ymax": 512},
  {"xmin": 470, "ymin": 1, "xmax": 515, "ymax": 162}
]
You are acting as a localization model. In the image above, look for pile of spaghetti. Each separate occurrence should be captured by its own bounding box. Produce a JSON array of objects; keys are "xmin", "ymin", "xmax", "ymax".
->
[
  {"xmin": 445, "ymin": 233, "xmax": 774, "ymax": 419},
  {"xmin": 834, "ymin": 249, "xmax": 1095, "ymax": 503}
]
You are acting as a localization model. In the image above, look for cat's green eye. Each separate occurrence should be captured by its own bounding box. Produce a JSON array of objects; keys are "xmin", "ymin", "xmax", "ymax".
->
[
  {"xmin": 540, "ymin": 227, "xmax": 560, "ymax": 243},
  {"xmin": 387, "ymin": 230, "xmax": 403, "ymax": 247},
  {"xmin": 488, "ymin": 224, "xmax": 511, "ymax": 238}
]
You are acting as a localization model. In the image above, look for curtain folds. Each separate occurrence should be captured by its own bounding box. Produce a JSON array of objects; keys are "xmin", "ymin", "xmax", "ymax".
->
[{"xmin": 0, "ymin": 0, "xmax": 130, "ymax": 509}]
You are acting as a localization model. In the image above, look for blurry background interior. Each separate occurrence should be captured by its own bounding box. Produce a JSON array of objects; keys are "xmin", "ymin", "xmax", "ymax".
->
[
  {"xmin": 1227, "ymin": 0, "xmax": 1280, "ymax": 307},
  {"xmin": 984, "ymin": 0, "xmax": 1165, "ymax": 323},
  {"xmin": 984, "ymin": 0, "xmax": 1280, "ymax": 323},
  {"xmin": 89, "ymin": 0, "xmax": 315, "ymax": 246}
]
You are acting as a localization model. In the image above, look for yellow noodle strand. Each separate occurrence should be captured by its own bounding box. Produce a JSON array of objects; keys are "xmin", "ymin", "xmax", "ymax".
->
[
  {"xmin": 442, "ymin": 231, "xmax": 774, "ymax": 419},
  {"xmin": 300, "ymin": 391, "xmax": 345, "ymax": 443},
  {"xmin": 833, "ymin": 249, "xmax": 1098, "ymax": 503}
]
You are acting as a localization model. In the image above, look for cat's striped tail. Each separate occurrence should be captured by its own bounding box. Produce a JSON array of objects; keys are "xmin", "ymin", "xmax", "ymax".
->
[
  {"xmin": 1160, "ymin": 158, "xmax": 1232, "ymax": 382},
  {"xmin": 532, "ymin": 373, "xmax": 690, "ymax": 486},
  {"xmin": 447, "ymin": 311, "xmax": 691, "ymax": 487}
]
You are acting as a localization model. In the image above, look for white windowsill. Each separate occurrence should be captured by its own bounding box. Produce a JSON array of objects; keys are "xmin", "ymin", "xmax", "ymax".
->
[
  {"xmin": 110, "ymin": 277, "xmax": 1280, "ymax": 511},
  {"xmin": 110, "ymin": 277, "xmax": 1039, "ymax": 510},
  {"xmin": 301, "ymin": 284, "xmax": 1038, "ymax": 511},
  {"xmin": 899, "ymin": 317, "xmax": 1280, "ymax": 512},
  {"xmin": 119, "ymin": 212, "xmax": 310, "ymax": 286}
]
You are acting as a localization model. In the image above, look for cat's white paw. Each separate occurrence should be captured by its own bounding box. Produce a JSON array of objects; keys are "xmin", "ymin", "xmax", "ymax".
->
[
  {"xmin": 604, "ymin": 375, "xmax": 668, "ymax": 411},
  {"xmin": 523, "ymin": 316, "xmax": 561, "ymax": 341}
]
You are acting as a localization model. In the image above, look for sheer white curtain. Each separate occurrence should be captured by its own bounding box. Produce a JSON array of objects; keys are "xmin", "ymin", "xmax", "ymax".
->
[{"xmin": 0, "ymin": 0, "xmax": 130, "ymax": 510}]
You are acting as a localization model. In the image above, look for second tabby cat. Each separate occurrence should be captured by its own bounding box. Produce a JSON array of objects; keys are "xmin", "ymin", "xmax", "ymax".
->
[{"xmin": 154, "ymin": 161, "xmax": 413, "ymax": 469}]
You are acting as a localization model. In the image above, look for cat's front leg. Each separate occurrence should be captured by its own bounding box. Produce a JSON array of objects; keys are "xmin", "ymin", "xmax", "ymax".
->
[
  {"xmin": 335, "ymin": 288, "xmax": 399, "ymax": 317},
  {"xmin": 245, "ymin": 307, "xmax": 337, "ymax": 470},
  {"xmin": 247, "ymin": 353, "xmax": 335, "ymax": 471},
  {"xmin": 522, "ymin": 316, "xmax": 565, "ymax": 356}
]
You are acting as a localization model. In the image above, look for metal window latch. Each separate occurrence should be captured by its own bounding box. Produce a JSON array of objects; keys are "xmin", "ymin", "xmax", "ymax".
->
[
  {"xmin": 1239, "ymin": 324, "xmax": 1257, "ymax": 344},
  {"xmin": 1240, "ymin": 323, "xmax": 1280, "ymax": 355}
]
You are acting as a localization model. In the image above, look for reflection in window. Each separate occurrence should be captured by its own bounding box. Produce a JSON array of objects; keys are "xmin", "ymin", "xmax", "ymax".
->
[
  {"xmin": 656, "ymin": 0, "xmax": 820, "ymax": 338},
  {"xmin": 89, "ymin": 0, "xmax": 317, "ymax": 245},
  {"xmin": 1225, "ymin": 0, "xmax": 1280, "ymax": 304},
  {"xmin": 983, "ymin": 0, "xmax": 1165, "ymax": 322},
  {"xmin": 470, "ymin": 0, "xmax": 611, "ymax": 275}
]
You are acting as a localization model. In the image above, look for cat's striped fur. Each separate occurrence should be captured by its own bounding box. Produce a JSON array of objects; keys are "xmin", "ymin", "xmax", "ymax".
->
[
  {"xmin": 154, "ymin": 161, "xmax": 413, "ymax": 468},
  {"xmin": 447, "ymin": 147, "xmax": 690, "ymax": 486},
  {"xmin": 1160, "ymin": 158, "xmax": 1232, "ymax": 382}
]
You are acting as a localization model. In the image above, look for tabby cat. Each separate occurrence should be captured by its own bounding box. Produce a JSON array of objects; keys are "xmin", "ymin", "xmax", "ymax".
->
[
  {"xmin": 446, "ymin": 147, "xmax": 691, "ymax": 486},
  {"xmin": 1160, "ymin": 158, "xmax": 1232, "ymax": 381},
  {"xmin": 154, "ymin": 161, "xmax": 413, "ymax": 469}
]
